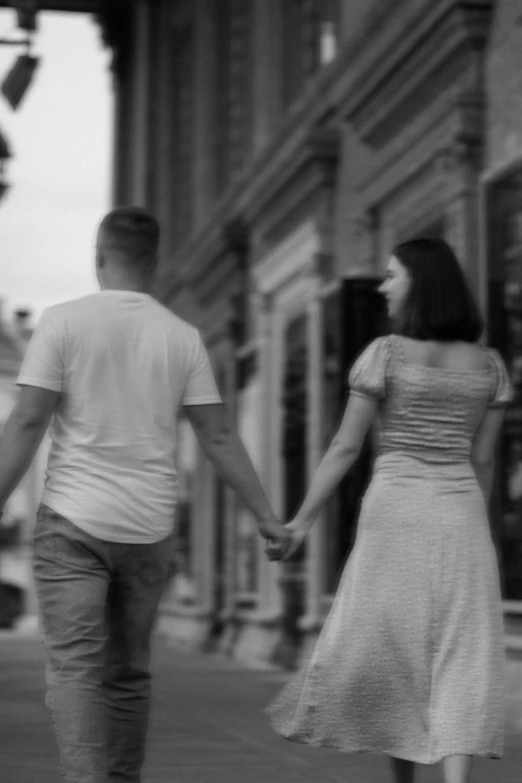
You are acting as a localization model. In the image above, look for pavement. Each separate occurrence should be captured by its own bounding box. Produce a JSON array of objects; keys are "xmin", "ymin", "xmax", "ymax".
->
[{"xmin": 1, "ymin": 629, "xmax": 521, "ymax": 783}]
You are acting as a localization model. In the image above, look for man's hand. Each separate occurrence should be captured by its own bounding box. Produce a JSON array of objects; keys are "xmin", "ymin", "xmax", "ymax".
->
[
  {"xmin": 184, "ymin": 404, "xmax": 289, "ymax": 539},
  {"xmin": 261, "ymin": 516, "xmax": 291, "ymax": 561},
  {"xmin": 258, "ymin": 515, "xmax": 286, "ymax": 542},
  {"xmin": 265, "ymin": 517, "xmax": 309, "ymax": 562}
]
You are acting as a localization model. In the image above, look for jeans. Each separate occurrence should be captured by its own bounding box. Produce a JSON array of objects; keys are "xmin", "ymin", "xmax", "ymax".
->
[{"xmin": 33, "ymin": 503, "xmax": 173, "ymax": 783}]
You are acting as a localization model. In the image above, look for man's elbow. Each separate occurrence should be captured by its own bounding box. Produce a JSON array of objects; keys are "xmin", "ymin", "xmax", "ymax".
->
[
  {"xmin": 196, "ymin": 423, "xmax": 234, "ymax": 457},
  {"xmin": 11, "ymin": 404, "xmax": 50, "ymax": 431}
]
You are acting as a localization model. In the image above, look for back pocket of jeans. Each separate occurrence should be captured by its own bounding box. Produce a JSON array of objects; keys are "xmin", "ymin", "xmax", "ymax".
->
[{"xmin": 51, "ymin": 523, "xmax": 101, "ymax": 571}]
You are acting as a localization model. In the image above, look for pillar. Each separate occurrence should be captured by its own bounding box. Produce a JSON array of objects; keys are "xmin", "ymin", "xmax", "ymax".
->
[
  {"xmin": 129, "ymin": 0, "xmax": 150, "ymax": 206},
  {"xmin": 300, "ymin": 258, "xmax": 325, "ymax": 634}
]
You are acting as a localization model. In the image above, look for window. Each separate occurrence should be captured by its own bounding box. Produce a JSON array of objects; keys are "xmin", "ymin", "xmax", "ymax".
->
[
  {"xmin": 280, "ymin": 0, "xmax": 339, "ymax": 110},
  {"xmin": 323, "ymin": 280, "xmax": 388, "ymax": 596}
]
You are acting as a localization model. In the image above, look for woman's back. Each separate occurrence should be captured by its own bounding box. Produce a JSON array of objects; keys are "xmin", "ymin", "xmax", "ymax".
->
[
  {"xmin": 399, "ymin": 336, "xmax": 491, "ymax": 373},
  {"xmin": 349, "ymin": 335, "xmax": 511, "ymax": 466}
]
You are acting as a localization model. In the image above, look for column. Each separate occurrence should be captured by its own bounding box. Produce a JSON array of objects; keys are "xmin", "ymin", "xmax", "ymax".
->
[
  {"xmin": 435, "ymin": 142, "xmax": 482, "ymax": 302},
  {"xmin": 98, "ymin": 5, "xmax": 134, "ymax": 206},
  {"xmin": 110, "ymin": 39, "xmax": 133, "ymax": 206},
  {"xmin": 154, "ymin": 3, "xmax": 176, "ymax": 234},
  {"xmin": 193, "ymin": 0, "xmax": 215, "ymax": 228},
  {"xmin": 300, "ymin": 259, "xmax": 324, "ymax": 632},
  {"xmin": 251, "ymin": 0, "xmax": 275, "ymax": 155},
  {"xmin": 221, "ymin": 324, "xmax": 241, "ymax": 639},
  {"xmin": 144, "ymin": 0, "xmax": 165, "ymax": 213},
  {"xmin": 257, "ymin": 291, "xmax": 284, "ymax": 619},
  {"xmin": 129, "ymin": 0, "xmax": 150, "ymax": 206}
]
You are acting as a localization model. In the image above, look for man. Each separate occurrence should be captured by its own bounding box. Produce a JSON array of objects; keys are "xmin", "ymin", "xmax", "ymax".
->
[{"xmin": 0, "ymin": 206, "xmax": 288, "ymax": 783}]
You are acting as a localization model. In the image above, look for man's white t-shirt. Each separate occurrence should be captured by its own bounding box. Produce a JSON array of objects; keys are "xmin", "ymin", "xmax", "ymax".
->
[{"xmin": 17, "ymin": 291, "xmax": 222, "ymax": 543}]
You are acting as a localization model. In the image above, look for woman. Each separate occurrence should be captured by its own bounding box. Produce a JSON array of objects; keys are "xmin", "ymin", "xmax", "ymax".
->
[{"xmin": 266, "ymin": 238, "xmax": 512, "ymax": 783}]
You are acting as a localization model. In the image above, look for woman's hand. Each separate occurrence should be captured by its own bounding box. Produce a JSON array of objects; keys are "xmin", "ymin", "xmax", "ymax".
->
[
  {"xmin": 264, "ymin": 517, "xmax": 309, "ymax": 561},
  {"xmin": 281, "ymin": 518, "xmax": 308, "ymax": 560}
]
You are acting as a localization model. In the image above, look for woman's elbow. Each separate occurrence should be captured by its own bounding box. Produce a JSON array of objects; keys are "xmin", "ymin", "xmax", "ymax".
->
[
  {"xmin": 329, "ymin": 440, "xmax": 360, "ymax": 466},
  {"xmin": 471, "ymin": 453, "xmax": 494, "ymax": 470}
]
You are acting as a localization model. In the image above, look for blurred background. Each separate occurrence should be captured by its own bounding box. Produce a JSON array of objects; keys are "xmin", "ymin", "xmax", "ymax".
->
[{"xmin": 0, "ymin": 0, "xmax": 522, "ymax": 737}]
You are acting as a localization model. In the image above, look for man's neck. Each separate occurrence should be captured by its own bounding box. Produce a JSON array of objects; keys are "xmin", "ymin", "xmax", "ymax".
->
[{"xmin": 101, "ymin": 279, "xmax": 149, "ymax": 294}]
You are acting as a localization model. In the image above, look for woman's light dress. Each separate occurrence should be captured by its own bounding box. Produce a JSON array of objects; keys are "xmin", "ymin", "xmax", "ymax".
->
[{"xmin": 266, "ymin": 335, "xmax": 513, "ymax": 764}]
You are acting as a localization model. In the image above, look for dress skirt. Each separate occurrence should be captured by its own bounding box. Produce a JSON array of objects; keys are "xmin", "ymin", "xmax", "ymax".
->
[{"xmin": 266, "ymin": 454, "xmax": 505, "ymax": 764}]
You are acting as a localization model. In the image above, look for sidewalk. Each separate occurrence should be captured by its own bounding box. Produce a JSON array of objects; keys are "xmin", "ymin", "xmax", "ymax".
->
[{"xmin": 0, "ymin": 629, "xmax": 521, "ymax": 783}]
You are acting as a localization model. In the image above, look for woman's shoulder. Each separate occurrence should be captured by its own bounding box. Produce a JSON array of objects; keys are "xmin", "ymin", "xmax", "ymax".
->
[
  {"xmin": 399, "ymin": 337, "xmax": 490, "ymax": 371},
  {"xmin": 449, "ymin": 341, "xmax": 491, "ymax": 372},
  {"xmin": 347, "ymin": 336, "xmax": 390, "ymax": 398},
  {"xmin": 355, "ymin": 335, "xmax": 393, "ymax": 365}
]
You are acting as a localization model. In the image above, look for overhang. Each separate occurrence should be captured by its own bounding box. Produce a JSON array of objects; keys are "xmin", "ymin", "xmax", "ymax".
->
[{"xmin": 0, "ymin": 1, "xmax": 121, "ymax": 12}]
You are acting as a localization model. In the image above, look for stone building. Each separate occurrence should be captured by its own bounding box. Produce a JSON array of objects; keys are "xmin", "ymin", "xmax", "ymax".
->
[
  {"xmin": 4, "ymin": 0, "xmax": 520, "ymax": 723},
  {"xmin": 0, "ymin": 0, "xmax": 520, "ymax": 727},
  {"xmin": 101, "ymin": 0, "xmax": 522, "ymax": 679},
  {"xmin": 103, "ymin": 1, "xmax": 522, "ymax": 684}
]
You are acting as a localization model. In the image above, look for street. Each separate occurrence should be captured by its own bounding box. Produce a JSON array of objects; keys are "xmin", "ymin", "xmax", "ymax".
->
[{"xmin": 1, "ymin": 630, "xmax": 521, "ymax": 783}]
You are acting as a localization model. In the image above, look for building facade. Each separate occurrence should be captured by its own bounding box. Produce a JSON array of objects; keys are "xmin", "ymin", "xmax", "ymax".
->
[{"xmin": 104, "ymin": 0, "xmax": 522, "ymax": 723}]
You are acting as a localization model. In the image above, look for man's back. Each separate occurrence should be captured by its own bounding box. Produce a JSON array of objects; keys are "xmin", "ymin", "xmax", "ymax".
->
[{"xmin": 17, "ymin": 291, "xmax": 221, "ymax": 542}]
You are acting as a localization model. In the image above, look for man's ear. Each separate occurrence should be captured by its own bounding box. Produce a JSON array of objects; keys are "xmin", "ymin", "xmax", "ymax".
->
[{"xmin": 95, "ymin": 245, "xmax": 105, "ymax": 270}]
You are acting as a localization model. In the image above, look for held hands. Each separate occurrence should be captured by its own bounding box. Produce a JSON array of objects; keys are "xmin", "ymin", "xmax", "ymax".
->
[
  {"xmin": 258, "ymin": 514, "xmax": 291, "ymax": 557},
  {"xmin": 264, "ymin": 517, "xmax": 308, "ymax": 562}
]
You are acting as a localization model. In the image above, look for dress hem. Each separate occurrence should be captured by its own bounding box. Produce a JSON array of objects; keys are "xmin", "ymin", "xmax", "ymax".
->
[{"xmin": 268, "ymin": 725, "xmax": 503, "ymax": 765}]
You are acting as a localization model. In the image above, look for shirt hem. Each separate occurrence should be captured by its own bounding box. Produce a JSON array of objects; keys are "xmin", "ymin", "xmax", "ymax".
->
[
  {"xmin": 182, "ymin": 395, "xmax": 222, "ymax": 405},
  {"xmin": 16, "ymin": 376, "xmax": 62, "ymax": 392},
  {"xmin": 40, "ymin": 500, "xmax": 174, "ymax": 545}
]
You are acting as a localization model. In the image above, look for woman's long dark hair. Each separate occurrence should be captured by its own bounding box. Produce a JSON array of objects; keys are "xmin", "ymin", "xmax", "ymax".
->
[{"xmin": 392, "ymin": 238, "xmax": 484, "ymax": 342}]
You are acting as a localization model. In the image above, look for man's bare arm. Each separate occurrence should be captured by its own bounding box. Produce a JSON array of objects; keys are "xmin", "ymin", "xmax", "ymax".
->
[
  {"xmin": 0, "ymin": 386, "xmax": 58, "ymax": 510},
  {"xmin": 183, "ymin": 403, "xmax": 286, "ymax": 544}
]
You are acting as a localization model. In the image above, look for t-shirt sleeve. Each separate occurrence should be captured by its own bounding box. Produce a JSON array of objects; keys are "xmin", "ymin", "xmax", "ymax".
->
[
  {"xmin": 182, "ymin": 332, "xmax": 222, "ymax": 406},
  {"xmin": 348, "ymin": 336, "xmax": 389, "ymax": 401},
  {"xmin": 16, "ymin": 309, "xmax": 64, "ymax": 392},
  {"xmin": 486, "ymin": 348, "xmax": 513, "ymax": 408}
]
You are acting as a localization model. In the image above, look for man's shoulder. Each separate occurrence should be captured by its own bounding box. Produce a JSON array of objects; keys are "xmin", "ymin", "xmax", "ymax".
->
[
  {"xmin": 36, "ymin": 296, "xmax": 98, "ymax": 330},
  {"xmin": 149, "ymin": 300, "xmax": 200, "ymax": 339},
  {"xmin": 44, "ymin": 293, "xmax": 101, "ymax": 318}
]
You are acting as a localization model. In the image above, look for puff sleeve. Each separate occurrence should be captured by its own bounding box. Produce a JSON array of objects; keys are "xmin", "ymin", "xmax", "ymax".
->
[
  {"xmin": 348, "ymin": 336, "xmax": 390, "ymax": 401},
  {"xmin": 486, "ymin": 348, "xmax": 514, "ymax": 408}
]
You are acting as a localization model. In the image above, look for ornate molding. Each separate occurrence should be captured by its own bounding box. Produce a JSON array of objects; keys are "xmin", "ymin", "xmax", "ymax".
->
[
  {"xmin": 342, "ymin": 0, "xmax": 494, "ymax": 149},
  {"xmin": 247, "ymin": 123, "xmax": 340, "ymax": 249},
  {"xmin": 346, "ymin": 210, "xmax": 378, "ymax": 269},
  {"xmin": 307, "ymin": 251, "xmax": 335, "ymax": 282}
]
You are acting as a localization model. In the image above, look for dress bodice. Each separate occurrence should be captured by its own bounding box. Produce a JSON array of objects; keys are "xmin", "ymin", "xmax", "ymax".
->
[{"xmin": 349, "ymin": 335, "xmax": 513, "ymax": 465}]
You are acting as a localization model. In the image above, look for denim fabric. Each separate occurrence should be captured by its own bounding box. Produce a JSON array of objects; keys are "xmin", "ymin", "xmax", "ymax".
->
[{"xmin": 33, "ymin": 504, "xmax": 173, "ymax": 783}]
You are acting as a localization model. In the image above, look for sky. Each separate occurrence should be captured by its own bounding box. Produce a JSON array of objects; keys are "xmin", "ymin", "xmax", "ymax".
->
[{"xmin": 0, "ymin": 10, "xmax": 112, "ymax": 327}]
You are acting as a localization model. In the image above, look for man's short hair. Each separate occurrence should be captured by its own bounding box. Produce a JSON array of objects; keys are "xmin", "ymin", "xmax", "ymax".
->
[{"xmin": 98, "ymin": 206, "xmax": 160, "ymax": 271}]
